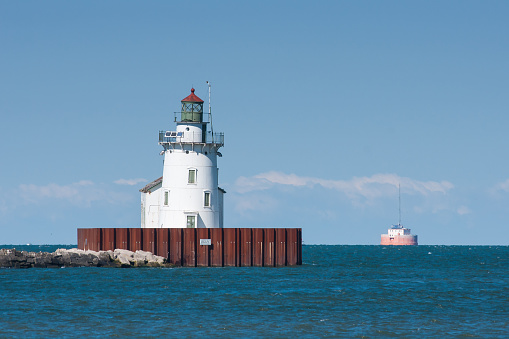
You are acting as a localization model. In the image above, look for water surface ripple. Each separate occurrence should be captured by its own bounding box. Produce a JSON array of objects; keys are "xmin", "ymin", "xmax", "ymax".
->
[{"xmin": 1, "ymin": 245, "xmax": 508, "ymax": 337}]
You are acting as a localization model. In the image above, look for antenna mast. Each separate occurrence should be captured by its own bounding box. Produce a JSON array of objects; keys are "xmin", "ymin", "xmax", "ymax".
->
[
  {"xmin": 398, "ymin": 184, "xmax": 402, "ymax": 226},
  {"xmin": 206, "ymin": 81, "xmax": 214, "ymax": 139}
]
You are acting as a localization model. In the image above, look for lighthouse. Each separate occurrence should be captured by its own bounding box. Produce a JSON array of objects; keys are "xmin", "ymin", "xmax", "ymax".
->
[
  {"xmin": 78, "ymin": 86, "xmax": 302, "ymax": 265},
  {"xmin": 140, "ymin": 87, "xmax": 225, "ymax": 228}
]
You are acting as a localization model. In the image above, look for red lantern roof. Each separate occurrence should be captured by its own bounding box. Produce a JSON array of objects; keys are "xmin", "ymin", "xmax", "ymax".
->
[{"xmin": 181, "ymin": 88, "xmax": 204, "ymax": 103}]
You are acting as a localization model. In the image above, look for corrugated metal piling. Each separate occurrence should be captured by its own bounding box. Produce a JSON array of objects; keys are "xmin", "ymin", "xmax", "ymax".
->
[{"xmin": 77, "ymin": 228, "xmax": 302, "ymax": 267}]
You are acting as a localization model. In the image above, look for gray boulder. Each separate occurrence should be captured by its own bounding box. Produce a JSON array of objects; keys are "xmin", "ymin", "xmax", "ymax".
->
[{"xmin": 0, "ymin": 248, "xmax": 171, "ymax": 268}]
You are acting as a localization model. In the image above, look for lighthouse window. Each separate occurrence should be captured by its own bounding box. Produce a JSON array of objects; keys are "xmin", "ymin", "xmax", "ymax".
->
[
  {"xmin": 188, "ymin": 169, "xmax": 196, "ymax": 184},
  {"xmin": 186, "ymin": 215, "xmax": 196, "ymax": 228},
  {"xmin": 164, "ymin": 191, "xmax": 169, "ymax": 206},
  {"xmin": 204, "ymin": 192, "xmax": 211, "ymax": 207}
]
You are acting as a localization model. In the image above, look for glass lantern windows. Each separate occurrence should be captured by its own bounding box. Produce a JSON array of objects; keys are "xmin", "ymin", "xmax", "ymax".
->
[{"xmin": 181, "ymin": 102, "xmax": 203, "ymax": 122}]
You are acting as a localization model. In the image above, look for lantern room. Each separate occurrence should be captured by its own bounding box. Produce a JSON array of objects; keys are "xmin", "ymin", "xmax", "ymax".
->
[{"xmin": 180, "ymin": 88, "xmax": 204, "ymax": 122}]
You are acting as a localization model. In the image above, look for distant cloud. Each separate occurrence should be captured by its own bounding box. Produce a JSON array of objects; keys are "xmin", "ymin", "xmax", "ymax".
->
[
  {"xmin": 234, "ymin": 171, "xmax": 454, "ymax": 200},
  {"xmin": 114, "ymin": 178, "xmax": 147, "ymax": 186},
  {"xmin": 233, "ymin": 193, "xmax": 279, "ymax": 215},
  {"xmin": 231, "ymin": 171, "xmax": 457, "ymax": 215},
  {"xmin": 457, "ymin": 206, "xmax": 472, "ymax": 215},
  {"xmin": 493, "ymin": 179, "xmax": 509, "ymax": 192},
  {"xmin": 19, "ymin": 181, "xmax": 93, "ymax": 201},
  {"xmin": 18, "ymin": 180, "xmax": 130, "ymax": 207},
  {"xmin": 0, "ymin": 195, "xmax": 6, "ymax": 214}
]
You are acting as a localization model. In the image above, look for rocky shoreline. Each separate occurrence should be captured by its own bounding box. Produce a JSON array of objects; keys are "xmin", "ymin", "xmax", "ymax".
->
[{"xmin": 0, "ymin": 248, "xmax": 172, "ymax": 268}]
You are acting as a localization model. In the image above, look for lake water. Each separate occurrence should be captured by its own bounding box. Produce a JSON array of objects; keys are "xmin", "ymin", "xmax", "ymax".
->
[{"xmin": 1, "ymin": 245, "xmax": 508, "ymax": 338}]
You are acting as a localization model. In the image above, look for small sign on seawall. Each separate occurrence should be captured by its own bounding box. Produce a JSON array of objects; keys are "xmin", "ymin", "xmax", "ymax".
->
[{"xmin": 200, "ymin": 239, "xmax": 212, "ymax": 246}]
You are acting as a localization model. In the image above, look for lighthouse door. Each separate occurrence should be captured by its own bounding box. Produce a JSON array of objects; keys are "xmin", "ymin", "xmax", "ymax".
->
[
  {"xmin": 186, "ymin": 215, "xmax": 196, "ymax": 228},
  {"xmin": 149, "ymin": 205, "xmax": 159, "ymax": 228}
]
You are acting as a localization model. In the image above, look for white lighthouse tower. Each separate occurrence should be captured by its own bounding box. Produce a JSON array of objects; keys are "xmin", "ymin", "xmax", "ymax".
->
[{"xmin": 140, "ymin": 87, "xmax": 225, "ymax": 228}]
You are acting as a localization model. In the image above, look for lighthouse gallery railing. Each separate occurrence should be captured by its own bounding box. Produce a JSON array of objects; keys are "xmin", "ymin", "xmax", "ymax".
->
[{"xmin": 158, "ymin": 130, "xmax": 224, "ymax": 146}]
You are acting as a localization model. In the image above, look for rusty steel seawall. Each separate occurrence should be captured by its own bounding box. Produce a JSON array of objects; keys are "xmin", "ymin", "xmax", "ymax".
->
[{"xmin": 77, "ymin": 228, "xmax": 302, "ymax": 266}]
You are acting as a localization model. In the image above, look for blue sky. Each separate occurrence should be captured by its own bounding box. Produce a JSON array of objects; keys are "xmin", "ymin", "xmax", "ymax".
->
[{"xmin": 1, "ymin": 1, "xmax": 508, "ymax": 245}]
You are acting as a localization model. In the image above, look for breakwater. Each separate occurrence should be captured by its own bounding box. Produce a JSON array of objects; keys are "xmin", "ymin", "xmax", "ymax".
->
[
  {"xmin": 0, "ymin": 248, "xmax": 171, "ymax": 268},
  {"xmin": 78, "ymin": 228, "xmax": 302, "ymax": 267}
]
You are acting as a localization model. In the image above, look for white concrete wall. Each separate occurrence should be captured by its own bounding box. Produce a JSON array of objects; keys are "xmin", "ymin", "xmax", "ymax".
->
[
  {"xmin": 218, "ymin": 189, "xmax": 224, "ymax": 228},
  {"xmin": 388, "ymin": 228, "xmax": 411, "ymax": 236},
  {"xmin": 141, "ymin": 184, "xmax": 161, "ymax": 228},
  {"xmin": 159, "ymin": 143, "xmax": 222, "ymax": 228},
  {"xmin": 176, "ymin": 124, "xmax": 203, "ymax": 143}
]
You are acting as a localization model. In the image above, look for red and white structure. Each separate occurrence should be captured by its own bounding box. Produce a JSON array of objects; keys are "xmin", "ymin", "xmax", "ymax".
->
[
  {"xmin": 140, "ymin": 87, "xmax": 225, "ymax": 229},
  {"xmin": 380, "ymin": 185, "xmax": 418, "ymax": 245},
  {"xmin": 380, "ymin": 224, "xmax": 418, "ymax": 245}
]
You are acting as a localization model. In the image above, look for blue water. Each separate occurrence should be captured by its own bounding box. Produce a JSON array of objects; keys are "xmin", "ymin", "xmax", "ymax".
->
[{"xmin": 1, "ymin": 245, "xmax": 508, "ymax": 338}]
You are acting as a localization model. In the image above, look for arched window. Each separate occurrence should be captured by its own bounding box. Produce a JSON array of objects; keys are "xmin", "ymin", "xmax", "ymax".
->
[
  {"xmin": 188, "ymin": 169, "xmax": 196, "ymax": 184},
  {"xmin": 204, "ymin": 191, "xmax": 211, "ymax": 207}
]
